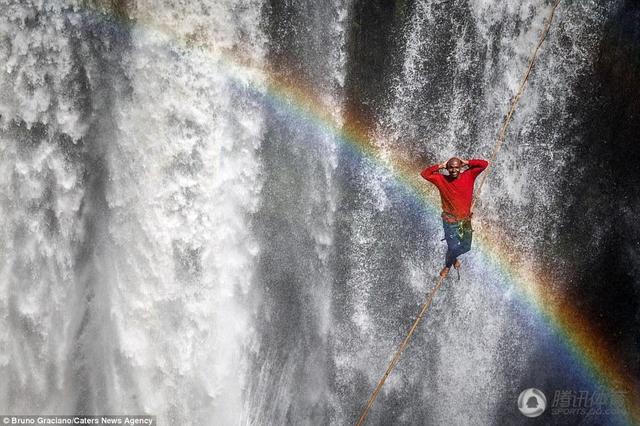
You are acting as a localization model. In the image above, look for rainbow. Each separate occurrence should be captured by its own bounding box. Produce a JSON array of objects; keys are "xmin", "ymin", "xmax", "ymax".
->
[
  {"xmin": 259, "ymin": 69, "xmax": 640, "ymax": 426},
  {"xmin": 263, "ymin": 78, "xmax": 639, "ymax": 426},
  {"xmin": 52, "ymin": 6, "xmax": 640, "ymax": 425}
]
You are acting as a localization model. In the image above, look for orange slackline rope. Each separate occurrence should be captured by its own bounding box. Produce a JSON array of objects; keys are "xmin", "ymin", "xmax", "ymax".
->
[
  {"xmin": 355, "ymin": 275, "xmax": 446, "ymax": 426},
  {"xmin": 473, "ymin": 0, "xmax": 562, "ymax": 207},
  {"xmin": 355, "ymin": 1, "xmax": 562, "ymax": 425}
]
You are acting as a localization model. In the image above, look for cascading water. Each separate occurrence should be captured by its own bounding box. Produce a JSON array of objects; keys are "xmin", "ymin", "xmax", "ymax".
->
[
  {"xmin": 243, "ymin": 1, "xmax": 348, "ymax": 424},
  {"xmin": 1, "ymin": 0, "xmax": 638, "ymax": 425},
  {"xmin": 347, "ymin": 2, "xmax": 614, "ymax": 424},
  {"xmin": 0, "ymin": 1, "xmax": 133, "ymax": 414},
  {"xmin": 1, "ymin": 0, "xmax": 266, "ymax": 423}
]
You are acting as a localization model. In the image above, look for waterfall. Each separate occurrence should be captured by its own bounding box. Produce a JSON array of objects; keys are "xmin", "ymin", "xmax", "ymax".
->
[
  {"xmin": 243, "ymin": 1, "xmax": 348, "ymax": 423},
  {"xmin": 355, "ymin": 1, "xmax": 614, "ymax": 424},
  {"xmin": 1, "ymin": 0, "xmax": 638, "ymax": 425},
  {"xmin": 1, "ymin": 1, "xmax": 266, "ymax": 423},
  {"xmin": 105, "ymin": 1, "xmax": 267, "ymax": 423},
  {"xmin": 0, "ymin": 0, "xmax": 132, "ymax": 413}
]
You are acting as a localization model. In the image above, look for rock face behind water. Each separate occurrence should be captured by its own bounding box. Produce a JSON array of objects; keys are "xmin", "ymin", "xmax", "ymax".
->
[{"xmin": 0, "ymin": 1, "xmax": 638, "ymax": 425}]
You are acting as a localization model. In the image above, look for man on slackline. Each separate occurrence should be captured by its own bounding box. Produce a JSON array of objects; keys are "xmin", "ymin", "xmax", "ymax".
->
[{"xmin": 421, "ymin": 157, "xmax": 489, "ymax": 278}]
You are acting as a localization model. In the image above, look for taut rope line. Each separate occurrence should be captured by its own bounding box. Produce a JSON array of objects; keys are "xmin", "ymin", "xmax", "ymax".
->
[
  {"xmin": 355, "ymin": 276, "xmax": 446, "ymax": 426},
  {"xmin": 473, "ymin": 0, "xmax": 562, "ymax": 207},
  {"xmin": 355, "ymin": 1, "xmax": 562, "ymax": 424}
]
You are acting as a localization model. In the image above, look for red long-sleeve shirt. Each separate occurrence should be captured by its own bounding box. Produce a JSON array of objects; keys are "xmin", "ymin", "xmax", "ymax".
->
[{"xmin": 420, "ymin": 159, "xmax": 489, "ymax": 222}]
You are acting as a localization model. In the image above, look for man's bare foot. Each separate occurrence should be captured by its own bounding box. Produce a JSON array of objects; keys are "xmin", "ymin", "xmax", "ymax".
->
[
  {"xmin": 439, "ymin": 267, "xmax": 450, "ymax": 278},
  {"xmin": 453, "ymin": 259, "xmax": 461, "ymax": 270}
]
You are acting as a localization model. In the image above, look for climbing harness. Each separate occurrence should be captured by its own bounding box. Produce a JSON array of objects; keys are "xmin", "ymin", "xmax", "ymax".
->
[
  {"xmin": 441, "ymin": 212, "xmax": 473, "ymax": 240},
  {"xmin": 355, "ymin": 1, "xmax": 562, "ymax": 425}
]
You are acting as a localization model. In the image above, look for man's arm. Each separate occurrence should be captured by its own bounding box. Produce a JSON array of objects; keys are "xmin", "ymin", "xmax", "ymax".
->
[
  {"xmin": 462, "ymin": 158, "xmax": 489, "ymax": 178},
  {"xmin": 420, "ymin": 162, "xmax": 446, "ymax": 184}
]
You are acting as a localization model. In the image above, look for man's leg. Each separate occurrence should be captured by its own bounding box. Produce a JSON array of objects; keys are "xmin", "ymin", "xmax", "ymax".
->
[
  {"xmin": 458, "ymin": 224, "xmax": 473, "ymax": 256},
  {"xmin": 445, "ymin": 221, "xmax": 473, "ymax": 266},
  {"xmin": 443, "ymin": 221, "xmax": 462, "ymax": 268}
]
